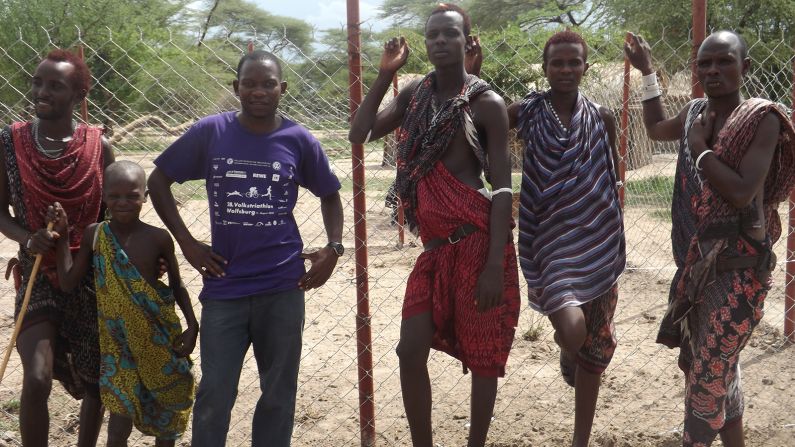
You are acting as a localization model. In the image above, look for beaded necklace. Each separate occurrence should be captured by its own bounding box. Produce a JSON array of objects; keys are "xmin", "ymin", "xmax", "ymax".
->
[
  {"xmin": 32, "ymin": 119, "xmax": 71, "ymax": 158},
  {"xmin": 545, "ymin": 99, "xmax": 569, "ymax": 133}
]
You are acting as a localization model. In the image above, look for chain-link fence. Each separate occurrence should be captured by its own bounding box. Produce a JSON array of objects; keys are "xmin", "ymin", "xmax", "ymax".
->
[{"xmin": 0, "ymin": 18, "xmax": 793, "ymax": 447}]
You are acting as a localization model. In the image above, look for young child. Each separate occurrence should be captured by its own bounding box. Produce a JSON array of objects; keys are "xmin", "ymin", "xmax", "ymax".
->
[
  {"xmin": 48, "ymin": 160, "xmax": 198, "ymax": 446},
  {"xmin": 508, "ymin": 30, "xmax": 626, "ymax": 446}
]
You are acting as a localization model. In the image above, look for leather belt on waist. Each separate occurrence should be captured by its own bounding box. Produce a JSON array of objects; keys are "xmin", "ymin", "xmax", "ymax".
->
[
  {"xmin": 716, "ymin": 251, "xmax": 776, "ymax": 274},
  {"xmin": 423, "ymin": 223, "xmax": 479, "ymax": 252}
]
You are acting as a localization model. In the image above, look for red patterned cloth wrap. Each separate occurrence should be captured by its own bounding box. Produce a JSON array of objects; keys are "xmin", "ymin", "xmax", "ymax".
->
[
  {"xmin": 657, "ymin": 98, "xmax": 795, "ymax": 446},
  {"xmin": 10, "ymin": 121, "xmax": 104, "ymax": 284},
  {"xmin": 664, "ymin": 99, "xmax": 795, "ymax": 332},
  {"xmin": 402, "ymin": 161, "xmax": 520, "ymax": 377}
]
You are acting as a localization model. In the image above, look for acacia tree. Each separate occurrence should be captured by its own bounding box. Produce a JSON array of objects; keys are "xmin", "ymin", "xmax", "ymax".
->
[
  {"xmin": 196, "ymin": 0, "xmax": 313, "ymax": 54},
  {"xmin": 378, "ymin": 0, "xmax": 606, "ymax": 31}
]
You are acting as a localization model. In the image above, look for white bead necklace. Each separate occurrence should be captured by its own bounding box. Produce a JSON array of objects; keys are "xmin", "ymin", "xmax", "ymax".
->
[{"xmin": 545, "ymin": 99, "xmax": 569, "ymax": 133}]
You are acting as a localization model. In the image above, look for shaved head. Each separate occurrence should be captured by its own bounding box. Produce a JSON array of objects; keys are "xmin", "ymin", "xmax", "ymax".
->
[
  {"xmin": 700, "ymin": 30, "xmax": 748, "ymax": 60},
  {"xmin": 104, "ymin": 160, "xmax": 146, "ymax": 190}
]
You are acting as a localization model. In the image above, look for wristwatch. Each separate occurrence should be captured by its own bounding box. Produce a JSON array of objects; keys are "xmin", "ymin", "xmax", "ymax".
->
[{"xmin": 326, "ymin": 241, "xmax": 344, "ymax": 256}]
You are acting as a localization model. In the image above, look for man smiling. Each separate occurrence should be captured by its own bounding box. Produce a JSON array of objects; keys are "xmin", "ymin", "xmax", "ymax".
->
[
  {"xmin": 0, "ymin": 49, "xmax": 113, "ymax": 447},
  {"xmin": 148, "ymin": 50, "xmax": 343, "ymax": 446}
]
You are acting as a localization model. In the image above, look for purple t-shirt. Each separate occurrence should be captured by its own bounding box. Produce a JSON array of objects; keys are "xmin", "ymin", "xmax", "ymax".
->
[{"xmin": 155, "ymin": 112, "xmax": 341, "ymax": 300}]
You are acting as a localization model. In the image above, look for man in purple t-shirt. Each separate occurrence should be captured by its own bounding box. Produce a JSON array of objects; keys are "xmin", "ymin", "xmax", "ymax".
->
[{"xmin": 148, "ymin": 50, "xmax": 343, "ymax": 447}]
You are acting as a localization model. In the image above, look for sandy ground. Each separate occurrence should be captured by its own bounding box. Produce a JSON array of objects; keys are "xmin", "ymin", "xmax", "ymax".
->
[{"xmin": 0, "ymin": 152, "xmax": 793, "ymax": 446}]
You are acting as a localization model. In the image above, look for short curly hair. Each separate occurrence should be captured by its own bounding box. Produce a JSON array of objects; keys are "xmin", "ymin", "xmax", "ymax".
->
[
  {"xmin": 543, "ymin": 30, "xmax": 588, "ymax": 64},
  {"xmin": 43, "ymin": 49, "xmax": 92, "ymax": 97},
  {"xmin": 428, "ymin": 3, "xmax": 471, "ymax": 37}
]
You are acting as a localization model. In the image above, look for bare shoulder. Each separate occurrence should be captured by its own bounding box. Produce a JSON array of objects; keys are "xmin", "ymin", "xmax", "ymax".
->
[
  {"xmin": 473, "ymin": 90, "xmax": 506, "ymax": 107},
  {"xmin": 141, "ymin": 224, "xmax": 174, "ymax": 251},
  {"xmin": 472, "ymin": 90, "xmax": 507, "ymax": 120},
  {"xmin": 754, "ymin": 112, "xmax": 781, "ymax": 139},
  {"xmin": 675, "ymin": 103, "xmax": 692, "ymax": 126},
  {"xmin": 81, "ymin": 222, "xmax": 101, "ymax": 248},
  {"xmin": 396, "ymin": 78, "xmax": 423, "ymax": 105},
  {"xmin": 507, "ymin": 101, "xmax": 522, "ymax": 115},
  {"xmin": 597, "ymin": 104, "xmax": 616, "ymax": 125},
  {"xmin": 101, "ymin": 136, "xmax": 115, "ymax": 168},
  {"xmin": 403, "ymin": 78, "xmax": 423, "ymax": 94},
  {"xmin": 83, "ymin": 222, "xmax": 100, "ymax": 239}
]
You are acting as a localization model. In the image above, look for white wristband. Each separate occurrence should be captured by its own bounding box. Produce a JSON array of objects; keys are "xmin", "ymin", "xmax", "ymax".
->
[
  {"xmin": 640, "ymin": 72, "xmax": 662, "ymax": 101},
  {"xmin": 695, "ymin": 149, "xmax": 713, "ymax": 170},
  {"xmin": 491, "ymin": 187, "xmax": 513, "ymax": 196},
  {"xmin": 641, "ymin": 72, "xmax": 658, "ymax": 87}
]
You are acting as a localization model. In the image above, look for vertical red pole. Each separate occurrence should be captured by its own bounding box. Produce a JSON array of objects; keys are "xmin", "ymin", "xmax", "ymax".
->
[
  {"xmin": 392, "ymin": 74, "xmax": 405, "ymax": 246},
  {"xmin": 785, "ymin": 49, "xmax": 795, "ymax": 342},
  {"xmin": 77, "ymin": 45, "xmax": 89, "ymax": 123},
  {"xmin": 691, "ymin": 0, "xmax": 707, "ymax": 98},
  {"xmin": 346, "ymin": 1, "xmax": 376, "ymax": 445},
  {"xmin": 247, "ymin": 40, "xmax": 254, "ymax": 53},
  {"xmin": 618, "ymin": 33, "xmax": 631, "ymax": 208}
]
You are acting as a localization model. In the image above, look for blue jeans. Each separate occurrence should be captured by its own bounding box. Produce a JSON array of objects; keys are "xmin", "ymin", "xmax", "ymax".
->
[{"xmin": 191, "ymin": 289, "xmax": 305, "ymax": 447}]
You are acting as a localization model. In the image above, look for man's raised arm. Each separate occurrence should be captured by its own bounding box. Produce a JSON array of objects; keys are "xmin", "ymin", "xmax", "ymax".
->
[
  {"xmin": 349, "ymin": 37, "xmax": 414, "ymax": 144},
  {"xmin": 624, "ymin": 32, "xmax": 687, "ymax": 142}
]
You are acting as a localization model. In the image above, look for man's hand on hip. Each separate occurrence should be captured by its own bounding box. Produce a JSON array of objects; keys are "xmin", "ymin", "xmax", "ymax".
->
[
  {"xmin": 299, "ymin": 246, "xmax": 338, "ymax": 291},
  {"xmin": 181, "ymin": 238, "xmax": 227, "ymax": 278}
]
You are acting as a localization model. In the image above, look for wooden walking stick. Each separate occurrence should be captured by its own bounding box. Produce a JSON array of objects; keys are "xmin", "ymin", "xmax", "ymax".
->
[{"xmin": 0, "ymin": 221, "xmax": 55, "ymax": 383}]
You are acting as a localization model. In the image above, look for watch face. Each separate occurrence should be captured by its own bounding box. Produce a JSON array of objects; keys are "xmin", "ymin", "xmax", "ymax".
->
[{"xmin": 329, "ymin": 242, "xmax": 344, "ymax": 256}]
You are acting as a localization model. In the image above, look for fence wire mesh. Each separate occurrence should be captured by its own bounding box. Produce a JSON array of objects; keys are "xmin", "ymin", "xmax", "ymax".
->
[{"xmin": 0, "ymin": 22, "xmax": 793, "ymax": 447}]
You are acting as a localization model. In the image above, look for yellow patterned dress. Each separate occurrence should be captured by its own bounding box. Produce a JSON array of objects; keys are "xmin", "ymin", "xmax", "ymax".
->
[{"xmin": 93, "ymin": 222, "xmax": 194, "ymax": 439}]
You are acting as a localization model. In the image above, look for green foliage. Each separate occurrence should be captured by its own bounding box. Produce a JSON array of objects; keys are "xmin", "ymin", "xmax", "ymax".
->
[
  {"xmin": 198, "ymin": 0, "xmax": 313, "ymax": 54},
  {"xmin": 469, "ymin": 1, "xmax": 547, "ymax": 30},
  {"xmin": 0, "ymin": 0, "xmax": 188, "ymax": 119},
  {"xmin": 602, "ymin": 0, "xmax": 794, "ymax": 103},
  {"xmin": 475, "ymin": 25, "xmax": 546, "ymax": 101},
  {"xmin": 516, "ymin": 0, "xmax": 605, "ymax": 30},
  {"xmin": 378, "ymin": 0, "xmax": 605, "ymax": 32},
  {"xmin": 1, "ymin": 0, "xmax": 791, "ymax": 130},
  {"xmin": 624, "ymin": 175, "xmax": 675, "ymax": 208},
  {"xmin": 378, "ymin": 0, "xmax": 460, "ymax": 29}
]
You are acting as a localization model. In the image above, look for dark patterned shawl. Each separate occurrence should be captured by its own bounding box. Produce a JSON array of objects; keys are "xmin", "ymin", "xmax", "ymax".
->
[
  {"xmin": 659, "ymin": 98, "xmax": 795, "ymax": 345},
  {"xmin": 395, "ymin": 72, "xmax": 491, "ymax": 230}
]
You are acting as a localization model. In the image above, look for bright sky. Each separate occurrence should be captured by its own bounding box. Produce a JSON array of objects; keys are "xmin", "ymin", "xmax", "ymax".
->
[{"xmin": 253, "ymin": 0, "xmax": 389, "ymax": 31}]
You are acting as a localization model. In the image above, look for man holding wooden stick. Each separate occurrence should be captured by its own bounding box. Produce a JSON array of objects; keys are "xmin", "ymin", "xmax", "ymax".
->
[{"xmin": 0, "ymin": 50, "xmax": 114, "ymax": 447}]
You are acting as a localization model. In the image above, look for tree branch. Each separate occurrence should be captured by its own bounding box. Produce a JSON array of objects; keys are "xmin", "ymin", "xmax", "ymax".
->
[{"xmin": 198, "ymin": 0, "xmax": 221, "ymax": 47}]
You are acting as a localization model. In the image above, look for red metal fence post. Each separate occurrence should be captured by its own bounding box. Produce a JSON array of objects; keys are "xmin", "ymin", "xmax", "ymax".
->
[
  {"xmin": 618, "ymin": 33, "xmax": 631, "ymax": 208},
  {"xmin": 691, "ymin": 0, "xmax": 707, "ymax": 98},
  {"xmin": 785, "ymin": 49, "xmax": 795, "ymax": 342},
  {"xmin": 345, "ymin": 1, "xmax": 376, "ymax": 445}
]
